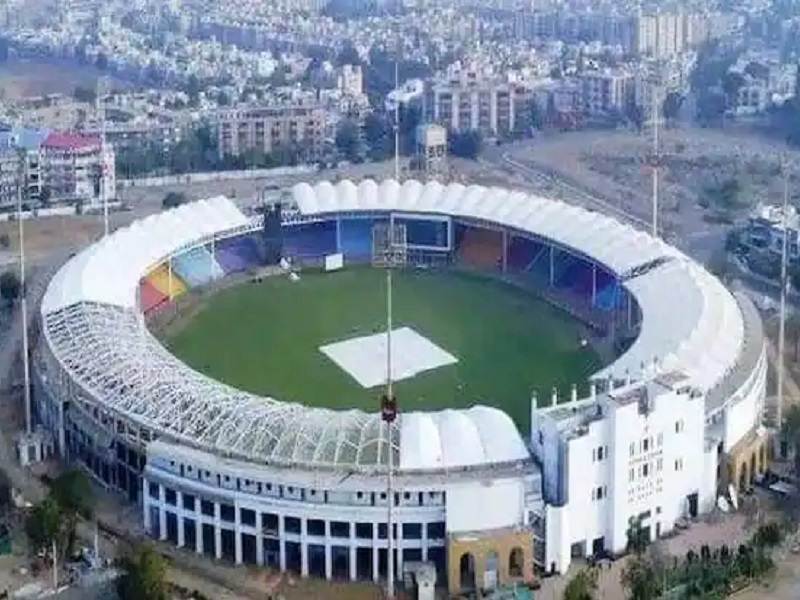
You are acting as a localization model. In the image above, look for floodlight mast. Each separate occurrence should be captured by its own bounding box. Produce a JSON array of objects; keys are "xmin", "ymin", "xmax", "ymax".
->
[
  {"xmin": 17, "ymin": 172, "xmax": 31, "ymax": 435},
  {"xmin": 381, "ymin": 219, "xmax": 400, "ymax": 599},
  {"xmin": 777, "ymin": 157, "xmax": 789, "ymax": 434}
]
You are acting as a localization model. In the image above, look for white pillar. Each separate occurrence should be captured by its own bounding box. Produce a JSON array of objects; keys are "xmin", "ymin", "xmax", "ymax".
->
[
  {"xmin": 395, "ymin": 521, "xmax": 403, "ymax": 584},
  {"xmin": 571, "ymin": 384, "xmax": 578, "ymax": 403},
  {"xmin": 421, "ymin": 523, "xmax": 428, "ymax": 562},
  {"xmin": 300, "ymin": 518, "xmax": 309, "ymax": 577},
  {"xmin": 142, "ymin": 479, "xmax": 151, "ymax": 532},
  {"xmin": 279, "ymin": 514, "xmax": 287, "ymax": 571},
  {"xmin": 176, "ymin": 491, "xmax": 185, "ymax": 548},
  {"xmin": 324, "ymin": 521, "xmax": 333, "ymax": 580},
  {"xmin": 234, "ymin": 504, "xmax": 243, "ymax": 565},
  {"xmin": 195, "ymin": 517, "xmax": 203, "ymax": 555},
  {"xmin": 256, "ymin": 512, "xmax": 264, "ymax": 566},
  {"xmin": 349, "ymin": 523, "xmax": 357, "ymax": 582},
  {"xmin": 214, "ymin": 503, "xmax": 222, "ymax": 560},
  {"xmin": 158, "ymin": 485, "xmax": 167, "ymax": 541},
  {"xmin": 372, "ymin": 522, "xmax": 380, "ymax": 583}
]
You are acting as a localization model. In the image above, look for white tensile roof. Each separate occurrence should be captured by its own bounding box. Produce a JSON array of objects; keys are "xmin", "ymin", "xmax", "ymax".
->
[
  {"xmin": 42, "ymin": 196, "xmax": 248, "ymax": 314},
  {"xmin": 293, "ymin": 179, "xmax": 744, "ymax": 391},
  {"xmin": 39, "ymin": 180, "xmax": 745, "ymax": 473}
]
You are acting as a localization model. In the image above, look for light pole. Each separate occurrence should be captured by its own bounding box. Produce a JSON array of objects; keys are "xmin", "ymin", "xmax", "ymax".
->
[
  {"xmin": 777, "ymin": 157, "xmax": 790, "ymax": 436},
  {"xmin": 379, "ymin": 219, "xmax": 403, "ymax": 599},
  {"xmin": 17, "ymin": 158, "xmax": 31, "ymax": 435}
]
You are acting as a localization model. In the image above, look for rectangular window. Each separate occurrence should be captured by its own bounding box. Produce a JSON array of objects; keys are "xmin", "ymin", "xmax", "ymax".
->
[
  {"xmin": 285, "ymin": 516, "xmax": 301, "ymax": 534},
  {"xmin": 643, "ymin": 438, "xmax": 649, "ymax": 452},
  {"xmin": 201, "ymin": 500, "xmax": 214, "ymax": 516},
  {"xmin": 240, "ymin": 508, "xmax": 256, "ymax": 527},
  {"xmin": 629, "ymin": 442, "xmax": 635, "ymax": 457},
  {"xmin": 183, "ymin": 494, "xmax": 195, "ymax": 511},
  {"xmin": 165, "ymin": 488, "xmax": 177, "ymax": 506},
  {"xmin": 598, "ymin": 446, "xmax": 604, "ymax": 461},
  {"xmin": 331, "ymin": 521, "xmax": 350, "ymax": 538},
  {"xmin": 148, "ymin": 482, "xmax": 159, "ymax": 499},
  {"xmin": 629, "ymin": 468, "xmax": 635, "ymax": 482},
  {"xmin": 643, "ymin": 463, "xmax": 649, "ymax": 477},
  {"xmin": 355, "ymin": 522, "xmax": 373, "ymax": 539},
  {"xmin": 307, "ymin": 519, "xmax": 325, "ymax": 537},
  {"xmin": 220, "ymin": 504, "xmax": 235, "ymax": 522}
]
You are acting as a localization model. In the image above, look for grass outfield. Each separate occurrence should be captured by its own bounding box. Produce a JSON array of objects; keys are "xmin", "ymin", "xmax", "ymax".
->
[{"xmin": 161, "ymin": 267, "xmax": 603, "ymax": 429}]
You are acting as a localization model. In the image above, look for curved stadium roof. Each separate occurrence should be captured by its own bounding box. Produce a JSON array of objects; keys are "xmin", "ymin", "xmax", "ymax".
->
[{"xmin": 39, "ymin": 180, "xmax": 744, "ymax": 473}]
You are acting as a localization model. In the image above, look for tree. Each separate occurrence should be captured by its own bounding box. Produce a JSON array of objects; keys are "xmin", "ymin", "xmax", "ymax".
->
[
  {"xmin": 25, "ymin": 496, "xmax": 63, "ymax": 554},
  {"xmin": 51, "ymin": 470, "xmax": 94, "ymax": 517},
  {"xmin": 0, "ymin": 469, "xmax": 11, "ymax": 510},
  {"xmin": 620, "ymin": 554, "xmax": 660, "ymax": 600},
  {"xmin": 39, "ymin": 186, "xmax": 51, "ymax": 207},
  {"xmin": 722, "ymin": 71, "xmax": 746, "ymax": 107},
  {"xmin": 162, "ymin": 192, "xmax": 188, "ymax": 210},
  {"xmin": 336, "ymin": 41, "xmax": 361, "ymax": 67},
  {"xmin": 782, "ymin": 404, "xmax": 800, "ymax": 475},
  {"xmin": 335, "ymin": 119, "xmax": 364, "ymax": 162},
  {"xmin": 0, "ymin": 271, "xmax": 20, "ymax": 304},
  {"xmin": 563, "ymin": 567, "xmax": 598, "ymax": 600},
  {"xmin": 449, "ymin": 130, "xmax": 482, "ymax": 160},
  {"xmin": 662, "ymin": 92, "xmax": 683, "ymax": 124},
  {"xmin": 73, "ymin": 86, "xmax": 96, "ymax": 104},
  {"xmin": 696, "ymin": 90, "xmax": 727, "ymax": 125},
  {"xmin": 626, "ymin": 516, "xmax": 650, "ymax": 555},
  {"xmin": 117, "ymin": 545, "xmax": 169, "ymax": 600},
  {"xmin": 363, "ymin": 113, "xmax": 392, "ymax": 160}
]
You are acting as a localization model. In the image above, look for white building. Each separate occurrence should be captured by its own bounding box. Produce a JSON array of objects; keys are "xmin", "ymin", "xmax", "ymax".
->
[
  {"xmin": 533, "ymin": 374, "xmax": 713, "ymax": 572},
  {"xmin": 39, "ymin": 132, "xmax": 115, "ymax": 209},
  {"xmin": 580, "ymin": 69, "xmax": 635, "ymax": 116}
]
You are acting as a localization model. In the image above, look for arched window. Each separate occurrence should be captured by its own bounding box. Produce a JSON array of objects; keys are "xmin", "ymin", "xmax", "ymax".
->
[
  {"xmin": 509, "ymin": 547, "xmax": 524, "ymax": 578},
  {"xmin": 459, "ymin": 552, "xmax": 476, "ymax": 590}
]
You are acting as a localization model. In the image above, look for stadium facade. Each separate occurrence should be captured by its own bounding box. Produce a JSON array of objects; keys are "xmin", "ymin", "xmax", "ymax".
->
[{"xmin": 33, "ymin": 179, "xmax": 766, "ymax": 594}]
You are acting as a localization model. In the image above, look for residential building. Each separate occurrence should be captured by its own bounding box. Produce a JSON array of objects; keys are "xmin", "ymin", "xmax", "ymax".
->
[
  {"xmin": 580, "ymin": 69, "xmax": 635, "ymax": 116},
  {"xmin": 216, "ymin": 105, "xmax": 327, "ymax": 159},
  {"xmin": 426, "ymin": 63, "xmax": 533, "ymax": 136},
  {"xmin": 39, "ymin": 132, "xmax": 116, "ymax": 209}
]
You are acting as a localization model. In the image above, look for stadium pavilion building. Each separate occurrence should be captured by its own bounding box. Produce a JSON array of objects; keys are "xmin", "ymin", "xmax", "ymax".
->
[{"xmin": 34, "ymin": 179, "xmax": 766, "ymax": 594}]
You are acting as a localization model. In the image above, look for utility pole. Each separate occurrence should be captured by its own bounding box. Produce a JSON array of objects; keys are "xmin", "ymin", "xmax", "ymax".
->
[
  {"xmin": 52, "ymin": 539, "xmax": 57, "ymax": 589},
  {"xmin": 394, "ymin": 43, "xmax": 400, "ymax": 182},
  {"xmin": 97, "ymin": 76, "xmax": 109, "ymax": 237},
  {"xmin": 17, "ymin": 166, "xmax": 31, "ymax": 436},
  {"xmin": 379, "ymin": 220, "xmax": 401, "ymax": 599},
  {"xmin": 650, "ymin": 73, "xmax": 661, "ymax": 238},
  {"xmin": 777, "ymin": 157, "xmax": 790, "ymax": 435}
]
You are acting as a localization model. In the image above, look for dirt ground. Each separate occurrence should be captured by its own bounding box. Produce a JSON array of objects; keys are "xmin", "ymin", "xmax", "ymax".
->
[{"xmin": 507, "ymin": 125, "xmax": 800, "ymax": 239}]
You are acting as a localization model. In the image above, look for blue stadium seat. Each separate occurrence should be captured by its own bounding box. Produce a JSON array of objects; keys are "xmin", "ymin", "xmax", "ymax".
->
[{"xmin": 172, "ymin": 247, "xmax": 223, "ymax": 288}]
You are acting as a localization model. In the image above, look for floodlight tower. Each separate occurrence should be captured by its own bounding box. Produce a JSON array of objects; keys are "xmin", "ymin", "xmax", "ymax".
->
[
  {"xmin": 96, "ymin": 75, "xmax": 109, "ymax": 237},
  {"xmin": 394, "ymin": 39, "xmax": 401, "ymax": 182},
  {"xmin": 777, "ymin": 156, "xmax": 790, "ymax": 434},
  {"xmin": 16, "ymin": 166, "xmax": 31, "ymax": 435},
  {"xmin": 649, "ymin": 69, "xmax": 662, "ymax": 238},
  {"xmin": 378, "ymin": 220, "xmax": 404, "ymax": 599}
]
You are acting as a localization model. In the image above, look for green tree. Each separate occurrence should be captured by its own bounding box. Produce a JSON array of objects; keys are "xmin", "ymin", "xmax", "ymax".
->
[
  {"xmin": 363, "ymin": 112, "xmax": 392, "ymax": 160},
  {"xmin": 563, "ymin": 566, "xmax": 598, "ymax": 600},
  {"xmin": 782, "ymin": 404, "xmax": 800, "ymax": 475},
  {"xmin": 117, "ymin": 545, "xmax": 169, "ymax": 600},
  {"xmin": 0, "ymin": 271, "xmax": 20, "ymax": 304},
  {"xmin": 662, "ymin": 92, "xmax": 683, "ymax": 123},
  {"xmin": 50, "ymin": 470, "xmax": 93, "ymax": 556},
  {"xmin": 25, "ymin": 496, "xmax": 63, "ymax": 554},
  {"xmin": 449, "ymin": 130, "xmax": 482, "ymax": 159},
  {"xmin": 73, "ymin": 86, "xmax": 96, "ymax": 104},
  {"xmin": 626, "ymin": 516, "xmax": 650, "ymax": 555},
  {"xmin": 162, "ymin": 192, "xmax": 188, "ymax": 210},
  {"xmin": 335, "ymin": 119, "xmax": 364, "ymax": 162},
  {"xmin": 620, "ymin": 554, "xmax": 659, "ymax": 600}
]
